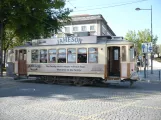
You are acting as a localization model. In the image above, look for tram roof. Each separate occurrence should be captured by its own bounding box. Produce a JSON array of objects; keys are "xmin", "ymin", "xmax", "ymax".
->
[{"xmin": 14, "ymin": 36, "xmax": 134, "ymax": 49}]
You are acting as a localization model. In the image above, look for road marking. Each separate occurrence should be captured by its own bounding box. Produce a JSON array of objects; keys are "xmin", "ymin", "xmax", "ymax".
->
[
  {"xmin": 0, "ymin": 83, "xmax": 18, "ymax": 89},
  {"xmin": 21, "ymin": 94, "xmax": 149, "ymax": 120},
  {"xmin": 81, "ymin": 93, "xmax": 158, "ymax": 120},
  {"xmin": 131, "ymin": 105, "xmax": 161, "ymax": 110},
  {"xmin": 81, "ymin": 100, "xmax": 142, "ymax": 120}
]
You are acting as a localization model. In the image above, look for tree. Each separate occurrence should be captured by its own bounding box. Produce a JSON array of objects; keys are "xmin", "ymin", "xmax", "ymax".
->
[
  {"xmin": 125, "ymin": 29, "xmax": 158, "ymax": 55},
  {"xmin": 2, "ymin": 27, "xmax": 24, "ymax": 67},
  {"xmin": 0, "ymin": 0, "xmax": 72, "ymax": 75},
  {"xmin": 156, "ymin": 44, "xmax": 161, "ymax": 57},
  {"xmin": 0, "ymin": 0, "xmax": 72, "ymax": 39}
]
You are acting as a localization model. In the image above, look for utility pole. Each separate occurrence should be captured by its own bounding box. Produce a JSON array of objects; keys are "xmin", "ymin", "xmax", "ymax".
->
[
  {"xmin": 0, "ymin": 22, "xmax": 3, "ymax": 77},
  {"xmin": 144, "ymin": 53, "xmax": 146, "ymax": 78},
  {"xmin": 135, "ymin": 5, "xmax": 153, "ymax": 74},
  {"xmin": 150, "ymin": 5, "xmax": 153, "ymax": 74},
  {"xmin": 0, "ymin": 0, "xmax": 4, "ymax": 77}
]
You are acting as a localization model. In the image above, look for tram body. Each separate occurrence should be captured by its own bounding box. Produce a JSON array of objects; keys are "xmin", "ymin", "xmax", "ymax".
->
[{"xmin": 6, "ymin": 36, "xmax": 139, "ymax": 85}]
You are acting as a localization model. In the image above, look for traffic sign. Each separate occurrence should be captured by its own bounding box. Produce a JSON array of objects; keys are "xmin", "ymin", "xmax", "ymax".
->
[
  {"xmin": 141, "ymin": 42, "xmax": 153, "ymax": 53},
  {"xmin": 149, "ymin": 46, "xmax": 152, "ymax": 50}
]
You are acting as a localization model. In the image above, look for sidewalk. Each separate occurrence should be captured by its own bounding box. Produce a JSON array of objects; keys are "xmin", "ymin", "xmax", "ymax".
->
[
  {"xmin": 0, "ymin": 71, "xmax": 14, "ymax": 80},
  {"xmin": 138, "ymin": 60, "xmax": 161, "ymax": 83}
]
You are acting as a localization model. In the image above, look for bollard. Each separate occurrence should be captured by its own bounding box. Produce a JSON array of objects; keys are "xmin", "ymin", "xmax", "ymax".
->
[{"xmin": 159, "ymin": 71, "xmax": 160, "ymax": 81}]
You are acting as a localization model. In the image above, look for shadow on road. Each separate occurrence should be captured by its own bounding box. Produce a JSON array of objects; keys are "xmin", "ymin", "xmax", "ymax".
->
[{"xmin": 0, "ymin": 79, "xmax": 161, "ymax": 102}]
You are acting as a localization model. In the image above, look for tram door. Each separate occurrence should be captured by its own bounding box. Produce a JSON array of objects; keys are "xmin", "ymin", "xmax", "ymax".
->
[
  {"xmin": 108, "ymin": 47, "xmax": 120, "ymax": 76},
  {"xmin": 15, "ymin": 49, "xmax": 27, "ymax": 76}
]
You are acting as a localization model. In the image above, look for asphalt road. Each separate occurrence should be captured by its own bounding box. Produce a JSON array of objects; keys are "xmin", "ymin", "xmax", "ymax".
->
[{"xmin": 0, "ymin": 79, "xmax": 161, "ymax": 120}]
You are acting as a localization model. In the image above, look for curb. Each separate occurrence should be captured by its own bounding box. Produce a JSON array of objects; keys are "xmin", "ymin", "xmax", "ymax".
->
[
  {"xmin": 0, "ymin": 77, "xmax": 14, "ymax": 80},
  {"xmin": 139, "ymin": 79, "xmax": 161, "ymax": 83}
]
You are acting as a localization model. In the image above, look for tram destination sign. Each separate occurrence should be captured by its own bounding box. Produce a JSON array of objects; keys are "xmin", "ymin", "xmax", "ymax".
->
[
  {"xmin": 57, "ymin": 37, "xmax": 82, "ymax": 44},
  {"xmin": 32, "ymin": 36, "xmax": 97, "ymax": 46}
]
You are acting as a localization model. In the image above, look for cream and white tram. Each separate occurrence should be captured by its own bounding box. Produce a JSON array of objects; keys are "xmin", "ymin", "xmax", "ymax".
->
[{"xmin": 6, "ymin": 36, "xmax": 139, "ymax": 86}]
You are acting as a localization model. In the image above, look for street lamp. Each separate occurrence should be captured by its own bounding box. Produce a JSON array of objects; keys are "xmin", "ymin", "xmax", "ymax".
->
[{"xmin": 135, "ymin": 5, "xmax": 153, "ymax": 74}]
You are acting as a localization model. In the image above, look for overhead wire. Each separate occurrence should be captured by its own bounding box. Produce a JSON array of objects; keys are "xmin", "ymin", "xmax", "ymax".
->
[
  {"xmin": 67, "ymin": 0, "xmax": 76, "ymax": 9},
  {"xmin": 14, "ymin": 0, "xmax": 148, "ymax": 35},
  {"xmin": 71, "ymin": 0, "xmax": 148, "ymax": 12},
  {"xmin": 73, "ymin": 0, "xmax": 146, "ymax": 9}
]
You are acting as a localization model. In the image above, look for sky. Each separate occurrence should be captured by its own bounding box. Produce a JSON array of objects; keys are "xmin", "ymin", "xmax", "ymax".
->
[{"xmin": 65, "ymin": 0, "xmax": 161, "ymax": 44}]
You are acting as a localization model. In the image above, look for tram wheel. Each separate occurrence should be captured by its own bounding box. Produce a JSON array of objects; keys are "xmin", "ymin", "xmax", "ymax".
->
[{"xmin": 74, "ymin": 77, "xmax": 83, "ymax": 86}]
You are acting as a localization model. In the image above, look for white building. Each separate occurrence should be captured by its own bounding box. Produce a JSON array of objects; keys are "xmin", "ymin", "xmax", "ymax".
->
[{"xmin": 52, "ymin": 14, "xmax": 116, "ymax": 38}]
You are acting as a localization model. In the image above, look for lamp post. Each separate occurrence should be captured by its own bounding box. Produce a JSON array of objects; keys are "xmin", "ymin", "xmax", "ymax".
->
[{"xmin": 135, "ymin": 5, "xmax": 153, "ymax": 74}]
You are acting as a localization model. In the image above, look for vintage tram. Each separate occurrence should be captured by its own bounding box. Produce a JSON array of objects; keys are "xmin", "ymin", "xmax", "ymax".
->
[{"xmin": 6, "ymin": 35, "xmax": 139, "ymax": 86}]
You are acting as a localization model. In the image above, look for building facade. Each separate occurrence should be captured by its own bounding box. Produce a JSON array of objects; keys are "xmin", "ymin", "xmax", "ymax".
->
[{"xmin": 53, "ymin": 14, "xmax": 116, "ymax": 38}]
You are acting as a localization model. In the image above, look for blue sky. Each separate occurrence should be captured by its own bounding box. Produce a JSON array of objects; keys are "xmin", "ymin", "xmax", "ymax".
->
[{"xmin": 65, "ymin": 0, "xmax": 161, "ymax": 44}]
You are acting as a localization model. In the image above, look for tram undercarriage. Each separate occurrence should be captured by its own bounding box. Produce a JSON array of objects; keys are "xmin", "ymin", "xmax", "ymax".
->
[
  {"xmin": 26, "ymin": 75, "xmax": 103, "ymax": 86},
  {"xmin": 14, "ymin": 73, "xmax": 138, "ymax": 87}
]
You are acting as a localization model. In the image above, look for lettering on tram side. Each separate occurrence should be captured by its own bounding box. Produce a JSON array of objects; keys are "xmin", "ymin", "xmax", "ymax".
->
[
  {"xmin": 28, "ymin": 64, "xmax": 41, "ymax": 71},
  {"xmin": 46, "ymin": 65, "xmax": 85, "ymax": 72},
  {"xmin": 57, "ymin": 37, "xmax": 82, "ymax": 44},
  {"xmin": 27, "ymin": 64, "xmax": 104, "ymax": 73},
  {"xmin": 91, "ymin": 67, "xmax": 103, "ymax": 72}
]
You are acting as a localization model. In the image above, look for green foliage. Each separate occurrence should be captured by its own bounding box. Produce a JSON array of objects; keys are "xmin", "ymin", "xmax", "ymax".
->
[
  {"xmin": 156, "ymin": 44, "xmax": 161, "ymax": 56},
  {"xmin": 2, "ymin": 27, "xmax": 20, "ymax": 51},
  {"xmin": 154, "ymin": 57, "xmax": 161, "ymax": 62},
  {"xmin": 125, "ymin": 29, "xmax": 158, "ymax": 55},
  {"xmin": 0, "ymin": 0, "xmax": 72, "ymax": 41}
]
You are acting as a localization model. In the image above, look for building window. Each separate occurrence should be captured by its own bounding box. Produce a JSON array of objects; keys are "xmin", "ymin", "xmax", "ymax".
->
[
  {"xmin": 88, "ymin": 48, "xmax": 98, "ymax": 63},
  {"xmin": 73, "ymin": 27, "xmax": 78, "ymax": 31},
  {"xmin": 67, "ymin": 48, "xmax": 76, "ymax": 63},
  {"xmin": 48, "ymin": 49, "xmax": 57, "ymax": 63},
  {"xmin": 31, "ymin": 50, "xmax": 39, "ymax": 63},
  {"xmin": 78, "ymin": 48, "xmax": 87, "ymax": 63},
  {"xmin": 122, "ymin": 46, "xmax": 126, "ymax": 61},
  {"xmin": 58, "ymin": 48, "xmax": 66, "ymax": 63},
  {"xmin": 102, "ymin": 25, "xmax": 107, "ymax": 35},
  {"xmin": 65, "ymin": 27, "xmax": 70, "ymax": 33},
  {"xmin": 90, "ymin": 25, "xmax": 95, "ymax": 31},
  {"xmin": 40, "ymin": 49, "xmax": 47, "ymax": 63},
  {"xmin": 81, "ymin": 26, "xmax": 87, "ymax": 31}
]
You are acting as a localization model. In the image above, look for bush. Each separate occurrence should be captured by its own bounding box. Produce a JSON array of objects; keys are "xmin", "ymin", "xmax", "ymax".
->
[{"xmin": 154, "ymin": 58, "xmax": 161, "ymax": 62}]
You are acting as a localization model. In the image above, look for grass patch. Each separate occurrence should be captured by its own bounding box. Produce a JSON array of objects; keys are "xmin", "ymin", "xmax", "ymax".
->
[{"xmin": 154, "ymin": 57, "xmax": 161, "ymax": 62}]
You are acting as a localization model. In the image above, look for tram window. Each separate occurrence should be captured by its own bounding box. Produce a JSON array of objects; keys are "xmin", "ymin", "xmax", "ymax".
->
[
  {"xmin": 58, "ymin": 48, "xmax": 66, "ymax": 63},
  {"xmin": 78, "ymin": 48, "xmax": 87, "ymax": 63},
  {"xmin": 31, "ymin": 50, "xmax": 39, "ymax": 63},
  {"xmin": 19, "ymin": 50, "xmax": 23, "ymax": 60},
  {"xmin": 130, "ymin": 46, "xmax": 135, "ymax": 62},
  {"xmin": 114, "ymin": 49, "xmax": 119, "ymax": 60},
  {"xmin": 67, "ymin": 48, "xmax": 76, "ymax": 63},
  {"xmin": 48, "ymin": 49, "xmax": 57, "ymax": 63},
  {"xmin": 88, "ymin": 48, "xmax": 98, "ymax": 63},
  {"xmin": 40, "ymin": 49, "xmax": 47, "ymax": 63},
  {"xmin": 122, "ymin": 46, "xmax": 126, "ymax": 61},
  {"xmin": 15, "ymin": 50, "xmax": 18, "ymax": 61}
]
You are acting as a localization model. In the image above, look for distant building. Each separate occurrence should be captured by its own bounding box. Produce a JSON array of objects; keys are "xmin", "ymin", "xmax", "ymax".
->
[{"xmin": 52, "ymin": 14, "xmax": 116, "ymax": 38}]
